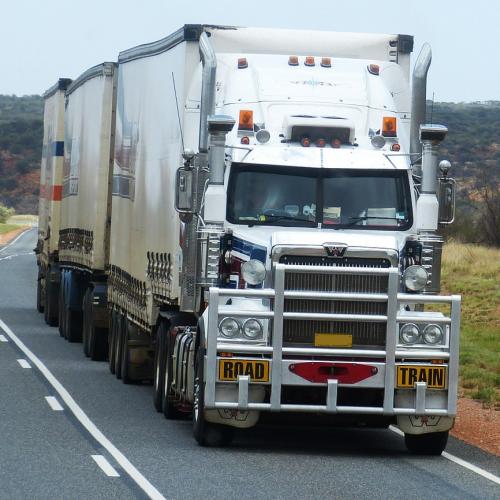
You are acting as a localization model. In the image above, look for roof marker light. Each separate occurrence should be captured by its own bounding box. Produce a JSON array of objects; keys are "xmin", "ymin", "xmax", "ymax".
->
[
  {"xmin": 367, "ymin": 64, "xmax": 380, "ymax": 75},
  {"xmin": 238, "ymin": 58, "xmax": 248, "ymax": 69},
  {"xmin": 331, "ymin": 138, "xmax": 341, "ymax": 149},
  {"xmin": 304, "ymin": 56, "xmax": 315, "ymax": 67},
  {"xmin": 382, "ymin": 116, "xmax": 397, "ymax": 137},
  {"xmin": 238, "ymin": 110, "xmax": 254, "ymax": 131},
  {"xmin": 321, "ymin": 57, "xmax": 332, "ymax": 68},
  {"xmin": 288, "ymin": 56, "xmax": 299, "ymax": 66},
  {"xmin": 316, "ymin": 138, "xmax": 326, "ymax": 148},
  {"xmin": 301, "ymin": 137, "xmax": 311, "ymax": 147}
]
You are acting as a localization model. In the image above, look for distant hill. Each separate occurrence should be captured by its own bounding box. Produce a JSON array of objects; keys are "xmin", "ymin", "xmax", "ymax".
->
[
  {"xmin": 0, "ymin": 95, "xmax": 43, "ymax": 213},
  {"xmin": 0, "ymin": 95, "xmax": 499, "ymax": 226}
]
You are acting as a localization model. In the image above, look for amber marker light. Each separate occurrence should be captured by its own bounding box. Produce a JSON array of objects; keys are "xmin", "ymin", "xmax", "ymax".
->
[
  {"xmin": 301, "ymin": 137, "xmax": 311, "ymax": 147},
  {"xmin": 316, "ymin": 138, "xmax": 326, "ymax": 148},
  {"xmin": 331, "ymin": 138, "xmax": 341, "ymax": 148},
  {"xmin": 321, "ymin": 57, "xmax": 332, "ymax": 68},
  {"xmin": 238, "ymin": 58, "xmax": 248, "ymax": 69},
  {"xmin": 367, "ymin": 64, "xmax": 380, "ymax": 75},
  {"xmin": 382, "ymin": 116, "xmax": 397, "ymax": 137},
  {"xmin": 305, "ymin": 56, "xmax": 315, "ymax": 67},
  {"xmin": 238, "ymin": 109, "xmax": 254, "ymax": 131},
  {"xmin": 288, "ymin": 55, "xmax": 299, "ymax": 66}
]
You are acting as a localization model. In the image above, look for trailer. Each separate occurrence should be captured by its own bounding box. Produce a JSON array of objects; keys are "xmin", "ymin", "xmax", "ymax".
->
[{"xmin": 38, "ymin": 25, "xmax": 460, "ymax": 455}]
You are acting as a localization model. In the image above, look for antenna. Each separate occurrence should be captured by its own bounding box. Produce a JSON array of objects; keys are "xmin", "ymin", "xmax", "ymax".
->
[
  {"xmin": 430, "ymin": 91, "xmax": 435, "ymax": 124},
  {"xmin": 172, "ymin": 72, "xmax": 185, "ymax": 152}
]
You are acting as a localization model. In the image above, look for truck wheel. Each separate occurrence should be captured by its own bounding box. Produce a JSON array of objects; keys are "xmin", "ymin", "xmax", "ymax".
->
[
  {"xmin": 108, "ymin": 311, "xmax": 117, "ymax": 374},
  {"xmin": 89, "ymin": 327, "xmax": 108, "ymax": 362},
  {"xmin": 65, "ymin": 304, "xmax": 83, "ymax": 343},
  {"xmin": 163, "ymin": 324, "xmax": 181, "ymax": 420},
  {"xmin": 44, "ymin": 271, "xmax": 59, "ymax": 327},
  {"xmin": 193, "ymin": 349, "xmax": 234, "ymax": 447},
  {"xmin": 153, "ymin": 321, "xmax": 167, "ymax": 412},
  {"xmin": 82, "ymin": 289, "xmax": 92, "ymax": 357},
  {"xmin": 404, "ymin": 431, "xmax": 449, "ymax": 455},
  {"xmin": 58, "ymin": 280, "xmax": 65, "ymax": 337},
  {"xmin": 121, "ymin": 317, "xmax": 132, "ymax": 384},
  {"xmin": 115, "ymin": 312, "xmax": 124, "ymax": 379},
  {"xmin": 36, "ymin": 270, "xmax": 44, "ymax": 313}
]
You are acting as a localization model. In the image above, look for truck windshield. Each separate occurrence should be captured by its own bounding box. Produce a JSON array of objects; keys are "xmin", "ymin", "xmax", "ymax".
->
[{"xmin": 227, "ymin": 164, "xmax": 412, "ymax": 230}]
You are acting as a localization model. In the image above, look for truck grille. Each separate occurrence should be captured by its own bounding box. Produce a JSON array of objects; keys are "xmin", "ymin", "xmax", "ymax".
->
[{"xmin": 279, "ymin": 255, "xmax": 391, "ymax": 348}]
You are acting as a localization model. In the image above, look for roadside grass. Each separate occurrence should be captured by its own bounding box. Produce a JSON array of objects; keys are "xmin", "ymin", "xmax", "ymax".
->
[
  {"xmin": 441, "ymin": 242, "xmax": 500, "ymax": 406},
  {"xmin": 0, "ymin": 223, "xmax": 21, "ymax": 235}
]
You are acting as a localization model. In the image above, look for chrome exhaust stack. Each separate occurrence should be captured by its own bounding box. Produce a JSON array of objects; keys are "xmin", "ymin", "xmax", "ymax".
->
[{"xmin": 410, "ymin": 43, "xmax": 432, "ymax": 176}]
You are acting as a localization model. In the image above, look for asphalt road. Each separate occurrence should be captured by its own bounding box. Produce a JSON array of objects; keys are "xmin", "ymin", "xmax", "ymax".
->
[{"xmin": 0, "ymin": 229, "xmax": 498, "ymax": 499}]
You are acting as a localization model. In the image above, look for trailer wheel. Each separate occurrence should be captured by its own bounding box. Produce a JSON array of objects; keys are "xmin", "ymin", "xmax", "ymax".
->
[
  {"xmin": 44, "ymin": 270, "xmax": 59, "ymax": 327},
  {"xmin": 115, "ymin": 312, "xmax": 124, "ymax": 379},
  {"xmin": 404, "ymin": 431, "xmax": 449, "ymax": 455},
  {"xmin": 58, "ymin": 279, "xmax": 65, "ymax": 337},
  {"xmin": 36, "ymin": 269, "xmax": 44, "ymax": 313},
  {"xmin": 193, "ymin": 349, "xmax": 234, "ymax": 447},
  {"xmin": 65, "ymin": 303, "xmax": 83, "ymax": 343},
  {"xmin": 108, "ymin": 311, "xmax": 117, "ymax": 374},
  {"xmin": 163, "ymin": 324, "xmax": 182, "ymax": 420},
  {"xmin": 82, "ymin": 289, "xmax": 92, "ymax": 357},
  {"xmin": 120, "ymin": 317, "xmax": 133, "ymax": 384},
  {"xmin": 153, "ymin": 321, "xmax": 167, "ymax": 412}
]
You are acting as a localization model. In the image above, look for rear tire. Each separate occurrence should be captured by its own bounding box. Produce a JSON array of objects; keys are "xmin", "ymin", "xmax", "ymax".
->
[
  {"xmin": 404, "ymin": 431, "xmax": 449, "ymax": 455},
  {"xmin": 163, "ymin": 324, "xmax": 182, "ymax": 420},
  {"xmin": 115, "ymin": 312, "xmax": 124, "ymax": 379},
  {"xmin": 36, "ymin": 270, "xmax": 44, "ymax": 313},
  {"xmin": 44, "ymin": 272, "xmax": 59, "ymax": 327},
  {"xmin": 153, "ymin": 321, "xmax": 166, "ymax": 412},
  {"xmin": 82, "ymin": 289, "xmax": 92, "ymax": 357},
  {"xmin": 120, "ymin": 317, "xmax": 132, "ymax": 384},
  {"xmin": 65, "ymin": 304, "xmax": 83, "ymax": 343},
  {"xmin": 193, "ymin": 349, "xmax": 234, "ymax": 447},
  {"xmin": 108, "ymin": 310, "xmax": 117, "ymax": 374}
]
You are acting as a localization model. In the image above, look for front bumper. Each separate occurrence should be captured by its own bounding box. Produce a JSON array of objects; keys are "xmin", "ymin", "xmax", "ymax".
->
[{"xmin": 204, "ymin": 264, "xmax": 461, "ymax": 417}]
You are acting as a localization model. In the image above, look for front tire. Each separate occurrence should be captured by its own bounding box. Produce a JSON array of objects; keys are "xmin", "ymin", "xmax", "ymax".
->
[
  {"xmin": 36, "ymin": 270, "xmax": 44, "ymax": 313},
  {"xmin": 44, "ymin": 271, "xmax": 59, "ymax": 327},
  {"xmin": 404, "ymin": 431, "xmax": 449, "ymax": 455},
  {"xmin": 193, "ymin": 349, "xmax": 234, "ymax": 447},
  {"xmin": 153, "ymin": 321, "xmax": 166, "ymax": 412}
]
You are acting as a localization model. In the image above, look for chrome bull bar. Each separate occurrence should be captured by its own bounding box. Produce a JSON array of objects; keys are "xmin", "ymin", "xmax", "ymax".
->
[{"xmin": 204, "ymin": 263, "xmax": 461, "ymax": 416}]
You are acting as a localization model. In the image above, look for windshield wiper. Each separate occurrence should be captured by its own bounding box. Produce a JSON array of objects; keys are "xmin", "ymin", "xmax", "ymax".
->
[
  {"xmin": 334, "ymin": 215, "xmax": 402, "ymax": 229},
  {"xmin": 247, "ymin": 214, "xmax": 314, "ymax": 227}
]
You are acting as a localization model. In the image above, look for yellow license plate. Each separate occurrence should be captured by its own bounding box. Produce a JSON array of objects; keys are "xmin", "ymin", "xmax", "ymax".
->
[
  {"xmin": 396, "ymin": 365, "xmax": 447, "ymax": 389},
  {"xmin": 314, "ymin": 333, "xmax": 353, "ymax": 348},
  {"xmin": 218, "ymin": 359, "xmax": 270, "ymax": 382}
]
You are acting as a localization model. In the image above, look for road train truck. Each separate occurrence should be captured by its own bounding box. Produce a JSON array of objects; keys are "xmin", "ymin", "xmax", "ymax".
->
[{"xmin": 37, "ymin": 25, "xmax": 461, "ymax": 454}]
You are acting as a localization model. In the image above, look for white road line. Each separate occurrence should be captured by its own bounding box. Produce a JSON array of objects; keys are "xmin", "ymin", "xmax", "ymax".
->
[
  {"xmin": 17, "ymin": 359, "xmax": 31, "ymax": 368},
  {"xmin": 45, "ymin": 396, "xmax": 64, "ymax": 411},
  {"xmin": 0, "ymin": 334, "xmax": 8, "ymax": 342},
  {"xmin": 92, "ymin": 455, "xmax": 120, "ymax": 477},
  {"xmin": 0, "ymin": 318, "xmax": 166, "ymax": 500},
  {"xmin": 0, "ymin": 228, "xmax": 33, "ymax": 254},
  {"xmin": 0, "ymin": 252, "xmax": 34, "ymax": 262},
  {"xmin": 389, "ymin": 426, "xmax": 500, "ymax": 485}
]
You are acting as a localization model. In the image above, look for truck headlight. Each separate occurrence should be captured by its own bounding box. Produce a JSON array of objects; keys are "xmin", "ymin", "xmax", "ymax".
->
[
  {"xmin": 400, "ymin": 323, "xmax": 420, "ymax": 344},
  {"xmin": 403, "ymin": 265, "xmax": 428, "ymax": 291},
  {"xmin": 219, "ymin": 317, "xmax": 240, "ymax": 338},
  {"xmin": 242, "ymin": 318, "xmax": 263, "ymax": 339},
  {"xmin": 241, "ymin": 259, "xmax": 266, "ymax": 285},
  {"xmin": 422, "ymin": 324, "xmax": 443, "ymax": 345}
]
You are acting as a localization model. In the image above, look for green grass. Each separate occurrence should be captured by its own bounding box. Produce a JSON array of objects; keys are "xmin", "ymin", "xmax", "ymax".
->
[
  {"xmin": 0, "ymin": 223, "xmax": 21, "ymax": 235},
  {"xmin": 441, "ymin": 242, "xmax": 500, "ymax": 406}
]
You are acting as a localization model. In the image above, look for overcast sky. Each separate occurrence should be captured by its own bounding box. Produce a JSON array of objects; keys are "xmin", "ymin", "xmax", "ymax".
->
[{"xmin": 1, "ymin": 0, "xmax": 498, "ymax": 102}]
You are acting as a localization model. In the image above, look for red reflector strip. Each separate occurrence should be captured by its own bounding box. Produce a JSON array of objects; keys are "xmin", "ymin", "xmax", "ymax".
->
[
  {"xmin": 51, "ymin": 185, "xmax": 62, "ymax": 201},
  {"xmin": 289, "ymin": 362, "xmax": 377, "ymax": 384}
]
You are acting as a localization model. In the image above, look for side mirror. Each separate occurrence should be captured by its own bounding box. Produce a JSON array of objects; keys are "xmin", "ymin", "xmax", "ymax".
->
[
  {"xmin": 175, "ymin": 167, "xmax": 194, "ymax": 221},
  {"xmin": 438, "ymin": 177, "xmax": 455, "ymax": 224}
]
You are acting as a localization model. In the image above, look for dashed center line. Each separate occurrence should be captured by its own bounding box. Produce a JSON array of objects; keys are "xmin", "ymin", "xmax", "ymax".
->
[
  {"xmin": 92, "ymin": 455, "xmax": 120, "ymax": 477},
  {"xmin": 17, "ymin": 359, "xmax": 31, "ymax": 368},
  {"xmin": 0, "ymin": 334, "xmax": 8, "ymax": 342},
  {"xmin": 45, "ymin": 396, "xmax": 64, "ymax": 411}
]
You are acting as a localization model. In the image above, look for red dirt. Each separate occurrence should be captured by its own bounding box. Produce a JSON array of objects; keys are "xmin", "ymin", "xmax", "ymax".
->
[{"xmin": 451, "ymin": 398, "xmax": 499, "ymax": 456}]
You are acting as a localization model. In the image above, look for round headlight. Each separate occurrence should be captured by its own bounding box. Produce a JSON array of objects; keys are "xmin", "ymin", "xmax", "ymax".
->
[
  {"xmin": 400, "ymin": 323, "xmax": 420, "ymax": 344},
  {"xmin": 241, "ymin": 259, "xmax": 266, "ymax": 285},
  {"xmin": 403, "ymin": 265, "xmax": 428, "ymax": 292},
  {"xmin": 242, "ymin": 318, "xmax": 263, "ymax": 339},
  {"xmin": 219, "ymin": 317, "xmax": 240, "ymax": 338},
  {"xmin": 423, "ymin": 324, "xmax": 443, "ymax": 345}
]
